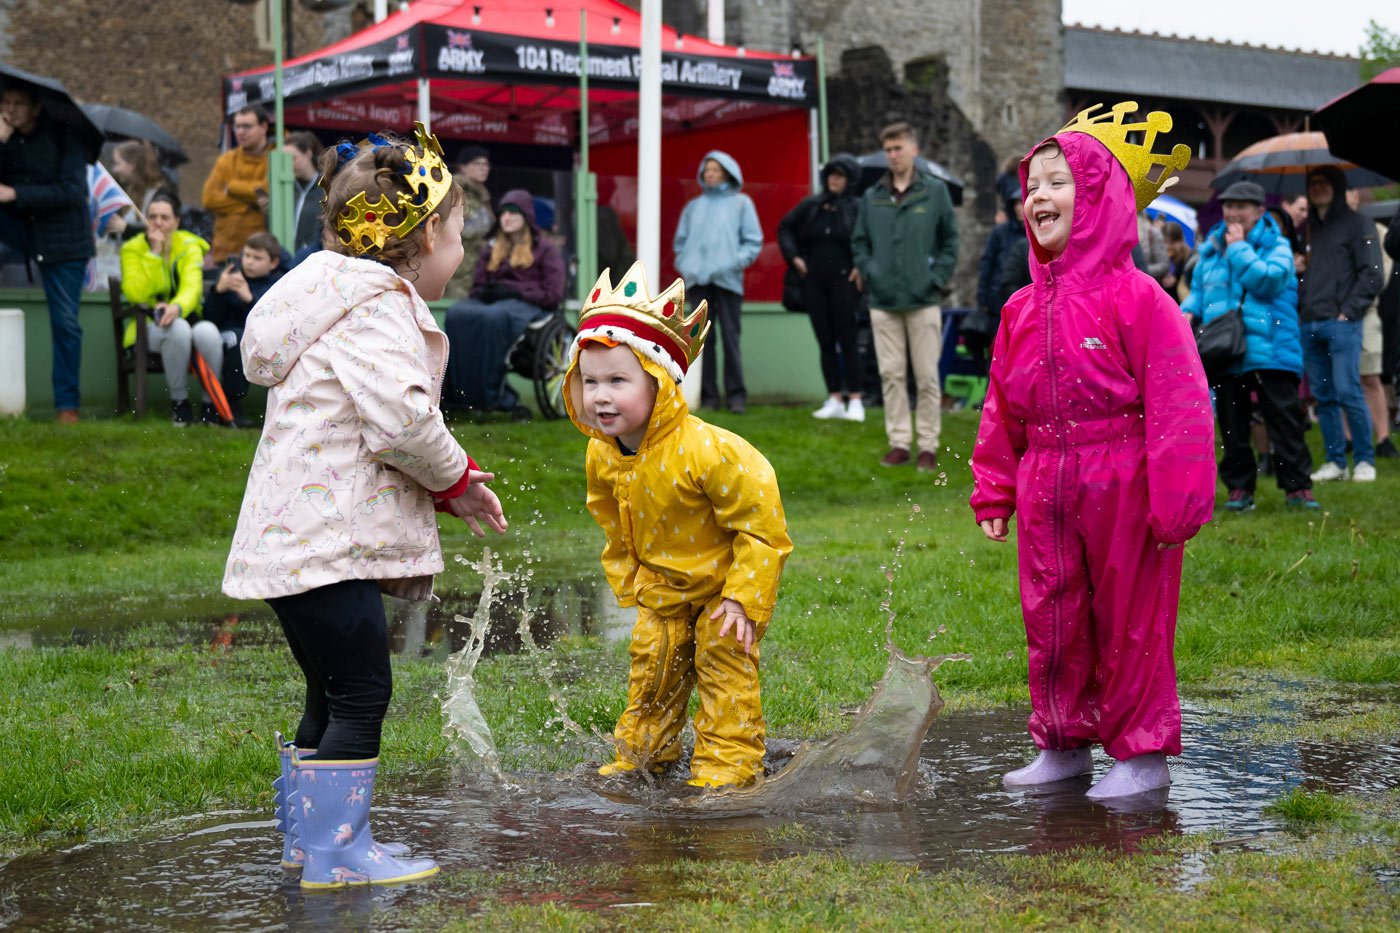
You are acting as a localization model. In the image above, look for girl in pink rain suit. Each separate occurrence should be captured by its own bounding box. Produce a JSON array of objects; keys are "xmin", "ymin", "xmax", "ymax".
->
[{"xmin": 970, "ymin": 129, "xmax": 1216, "ymax": 800}]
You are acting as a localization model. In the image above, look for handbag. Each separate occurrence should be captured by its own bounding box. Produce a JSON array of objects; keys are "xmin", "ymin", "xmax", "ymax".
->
[
  {"xmin": 781, "ymin": 264, "xmax": 805, "ymax": 313},
  {"xmin": 1194, "ymin": 306, "xmax": 1246, "ymax": 377}
]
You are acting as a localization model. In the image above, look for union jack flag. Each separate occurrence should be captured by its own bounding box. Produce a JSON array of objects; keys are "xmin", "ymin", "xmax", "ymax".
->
[
  {"xmin": 772, "ymin": 62, "xmax": 795, "ymax": 78},
  {"xmin": 85, "ymin": 162, "xmax": 135, "ymax": 291},
  {"xmin": 447, "ymin": 30, "xmax": 473, "ymax": 49},
  {"xmin": 88, "ymin": 162, "xmax": 134, "ymax": 238}
]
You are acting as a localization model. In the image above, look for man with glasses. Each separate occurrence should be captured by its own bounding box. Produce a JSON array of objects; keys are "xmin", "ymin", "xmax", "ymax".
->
[{"xmin": 202, "ymin": 106, "xmax": 271, "ymax": 264}]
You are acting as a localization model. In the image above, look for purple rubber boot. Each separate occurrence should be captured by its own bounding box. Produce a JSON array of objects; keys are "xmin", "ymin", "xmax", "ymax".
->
[
  {"xmin": 1086, "ymin": 752, "xmax": 1170, "ymax": 800},
  {"xmin": 275, "ymin": 734, "xmax": 409, "ymax": 870},
  {"xmin": 1003, "ymin": 748, "xmax": 1093, "ymax": 787},
  {"xmin": 291, "ymin": 753, "xmax": 438, "ymax": 889}
]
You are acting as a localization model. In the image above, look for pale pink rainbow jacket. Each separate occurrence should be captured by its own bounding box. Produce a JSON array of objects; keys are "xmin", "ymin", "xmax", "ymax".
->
[{"xmin": 223, "ymin": 251, "xmax": 470, "ymax": 602}]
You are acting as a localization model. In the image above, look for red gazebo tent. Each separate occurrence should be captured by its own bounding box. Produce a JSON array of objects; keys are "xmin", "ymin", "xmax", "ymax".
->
[{"xmin": 223, "ymin": 0, "xmax": 821, "ymax": 301}]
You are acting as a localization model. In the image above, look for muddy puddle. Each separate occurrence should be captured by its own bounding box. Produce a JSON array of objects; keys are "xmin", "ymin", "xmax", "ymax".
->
[
  {"xmin": 2, "ymin": 698, "xmax": 1396, "ymax": 931},
  {"xmin": 0, "ymin": 579, "xmax": 634, "ymax": 657}
]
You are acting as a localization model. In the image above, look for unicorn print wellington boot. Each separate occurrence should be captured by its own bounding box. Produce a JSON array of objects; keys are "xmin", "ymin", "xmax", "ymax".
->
[
  {"xmin": 289, "ymin": 753, "xmax": 438, "ymax": 889},
  {"xmin": 274, "ymin": 733, "xmax": 408, "ymax": 870},
  {"xmin": 1003, "ymin": 748, "xmax": 1093, "ymax": 787}
]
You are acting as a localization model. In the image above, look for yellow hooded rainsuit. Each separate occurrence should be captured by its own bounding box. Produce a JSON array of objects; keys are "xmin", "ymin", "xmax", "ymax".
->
[{"xmin": 564, "ymin": 347, "xmax": 793, "ymax": 787}]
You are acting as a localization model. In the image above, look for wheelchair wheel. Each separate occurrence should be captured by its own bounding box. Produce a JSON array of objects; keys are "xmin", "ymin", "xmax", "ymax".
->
[{"xmin": 531, "ymin": 314, "xmax": 575, "ymax": 420}]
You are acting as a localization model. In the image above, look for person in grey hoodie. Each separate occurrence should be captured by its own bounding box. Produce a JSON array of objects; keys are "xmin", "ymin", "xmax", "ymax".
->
[{"xmin": 673, "ymin": 150, "xmax": 763, "ymax": 413}]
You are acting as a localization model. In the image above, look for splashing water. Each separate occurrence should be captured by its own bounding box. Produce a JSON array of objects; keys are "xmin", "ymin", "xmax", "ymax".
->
[{"xmin": 441, "ymin": 549, "xmax": 503, "ymax": 776}]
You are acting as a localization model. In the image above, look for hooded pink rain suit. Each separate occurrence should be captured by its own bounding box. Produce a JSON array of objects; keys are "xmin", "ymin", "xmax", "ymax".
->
[{"xmin": 969, "ymin": 131, "xmax": 1216, "ymax": 760}]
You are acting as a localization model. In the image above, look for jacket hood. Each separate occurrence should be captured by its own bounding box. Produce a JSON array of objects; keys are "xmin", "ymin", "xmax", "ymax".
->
[
  {"xmin": 820, "ymin": 154, "xmax": 860, "ymax": 190},
  {"xmin": 1307, "ymin": 164, "xmax": 1348, "ymax": 199},
  {"xmin": 241, "ymin": 250, "xmax": 413, "ymax": 387},
  {"xmin": 563, "ymin": 343, "xmax": 690, "ymax": 451},
  {"xmin": 697, "ymin": 150, "xmax": 745, "ymax": 191},
  {"xmin": 497, "ymin": 188, "xmax": 540, "ymax": 231},
  {"xmin": 1020, "ymin": 132, "xmax": 1138, "ymax": 290}
]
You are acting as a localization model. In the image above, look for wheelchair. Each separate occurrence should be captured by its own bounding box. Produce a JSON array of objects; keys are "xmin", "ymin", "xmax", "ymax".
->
[{"xmin": 505, "ymin": 309, "xmax": 576, "ymax": 420}]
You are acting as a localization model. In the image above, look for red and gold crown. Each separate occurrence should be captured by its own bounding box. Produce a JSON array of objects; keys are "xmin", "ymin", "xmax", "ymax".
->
[
  {"xmin": 569, "ymin": 263, "xmax": 710, "ymax": 382},
  {"xmin": 333, "ymin": 122, "xmax": 454, "ymax": 254},
  {"xmin": 1059, "ymin": 102, "xmax": 1192, "ymax": 210}
]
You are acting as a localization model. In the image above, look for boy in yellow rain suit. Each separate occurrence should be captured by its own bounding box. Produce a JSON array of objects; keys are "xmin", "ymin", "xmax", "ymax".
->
[{"xmin": 563, "ymin": 262, "xmax": 793, "ymax": 789}]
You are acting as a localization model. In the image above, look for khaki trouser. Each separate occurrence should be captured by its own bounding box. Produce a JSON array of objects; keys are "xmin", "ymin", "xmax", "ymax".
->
[
  {"xmin": 607, "ymin": 596, "xmax": 767, "ymax": 787},
  {"xmin": 870, "ymin": 304, "xmax": 942, "ymax": 452}
]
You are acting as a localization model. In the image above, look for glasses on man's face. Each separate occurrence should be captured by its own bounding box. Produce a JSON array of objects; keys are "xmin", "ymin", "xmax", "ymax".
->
[{"xmin": 233, "ymin": 122, "xmax": 258, "ymax": 133}]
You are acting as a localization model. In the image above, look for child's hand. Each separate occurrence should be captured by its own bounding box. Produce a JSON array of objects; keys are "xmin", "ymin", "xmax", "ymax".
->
[
  {"xmin": 445, "ymin": 473, "xmax": 508, "ymax": 537},
  {"xmin": 710, "ymin": 598, "xmax": 755, "ymax": 654},
  {"xmin": 979, "ymin": 518, "xmax": 1008, "ymax": 542},
  {"xmin": 1156, "ymin": 541, "xmax": 1182, "ymax": 551}
]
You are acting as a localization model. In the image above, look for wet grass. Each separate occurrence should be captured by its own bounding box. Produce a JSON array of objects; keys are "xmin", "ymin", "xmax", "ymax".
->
[
  {"xmin": 401, "ymin": 795, "xmax": 1400, "ymax": 930},
  {"xmin": 1265, "ymin": 787, "xmax": 1358, "ymax": 825},
  {"xmin": 1, "ymin": 409, "xmax": 1398, "ymax": 925}
]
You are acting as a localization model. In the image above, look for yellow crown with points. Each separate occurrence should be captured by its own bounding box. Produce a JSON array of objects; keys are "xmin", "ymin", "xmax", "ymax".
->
[
  {"xmin": 574, "ymin": 263, "xmax": 710, "ymax": 381},
  {"xmin": 1059, "ymin": 102, "xmax": 1192, "ymax": 210},
  {"xmin": 333, "ymin": 122, "xmax": 454, "ymax": 254}
]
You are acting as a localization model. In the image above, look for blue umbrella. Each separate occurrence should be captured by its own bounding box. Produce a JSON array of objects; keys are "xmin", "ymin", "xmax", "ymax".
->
[{"xmin": 1145, "ymin": 195, "xmax": 1198, "ymax": 248}]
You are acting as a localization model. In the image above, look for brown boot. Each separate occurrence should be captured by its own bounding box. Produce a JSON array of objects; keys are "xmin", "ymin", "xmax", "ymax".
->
[{"xmin": 880, "ymin": 447, "xmax": 910, "ymax": 467}]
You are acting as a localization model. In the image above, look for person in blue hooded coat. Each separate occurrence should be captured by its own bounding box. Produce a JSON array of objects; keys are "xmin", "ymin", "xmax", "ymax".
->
[
  {"xmin": 1183, "ymin": 180, "xmax": 1317, "ymax": 511},
  {"xmin": 673, "ymin": 150, "xmax": 763, "ymax": 413}
]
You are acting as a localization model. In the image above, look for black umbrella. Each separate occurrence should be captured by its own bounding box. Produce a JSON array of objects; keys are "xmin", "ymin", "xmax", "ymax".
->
[
  {"xmin": 856, "ymin": 151, "xmax": 964, "ymax": 205},
  {"xmin": 80, "ymin": 103, "xmax": 188, "ymax": 165},
  {"xmin": 1314, "ymin": 66, "xmax": 1400, "ymax": 180},
  {"xmin": 0, "ymin": 62, "xmax": 103, "ymax": 162}
]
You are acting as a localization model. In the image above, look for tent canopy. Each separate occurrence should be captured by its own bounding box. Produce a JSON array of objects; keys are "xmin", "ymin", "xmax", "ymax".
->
[{"xmin": 223, "ymin": 0, "xmax": 817, "ymax": 146}]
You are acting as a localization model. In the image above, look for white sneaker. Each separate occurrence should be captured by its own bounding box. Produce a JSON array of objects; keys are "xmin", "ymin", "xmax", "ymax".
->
[
  {"xmin": 1310, "ymin": 461, "xmax": 1348, "ymax": 482},
  {"xmin": 845, "ymin": 398, "xmax": 866, "ymax": 422},
  {"xmin": 1352, "ymin": 461, "xmax": 1376, "ymax": 482},
  {"xmin": 812, "ymin": 397, "xmax": 846, "ymax": 420}
]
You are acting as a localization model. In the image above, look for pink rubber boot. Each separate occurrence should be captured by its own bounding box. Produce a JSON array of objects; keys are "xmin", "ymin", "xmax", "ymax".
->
[
  {"xmin": 1086, "ymin": 753, "xmax": 1170, "ymax": 800},
  {"xmin": 1003, "ymin": 748, "xmax": 1093, "ymax": 787}
]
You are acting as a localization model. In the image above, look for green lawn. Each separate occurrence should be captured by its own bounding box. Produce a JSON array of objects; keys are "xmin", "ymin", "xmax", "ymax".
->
[{"xmin": 0, "ymin": 408, "xmax": 1396, "ymax": 924}]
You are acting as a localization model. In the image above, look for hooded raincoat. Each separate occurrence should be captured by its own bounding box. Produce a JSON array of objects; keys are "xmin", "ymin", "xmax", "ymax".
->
[
  {"xmin": 564, "ymin": 346, "xmax": 792, "ymax": 785},
  {"xmin": 969, "ymin": 132, "xmax": 1216, "ymax": 760},
  {"xmin": 672, "ymin": 151, "xmax": 763, "ymax": 296},
  {"xmin": 223, "ymin": 251, "xmax": 471, "ymax": 602}
]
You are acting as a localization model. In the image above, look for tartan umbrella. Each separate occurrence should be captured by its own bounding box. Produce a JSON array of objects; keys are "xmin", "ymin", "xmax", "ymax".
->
[
  {"xmin": 1313, "ymin": 66, "xmax": 1400, "ymax": 180},
  {"xmin": 1210, "ymin": 131, "xmax": 1393, "ymax": 196}
]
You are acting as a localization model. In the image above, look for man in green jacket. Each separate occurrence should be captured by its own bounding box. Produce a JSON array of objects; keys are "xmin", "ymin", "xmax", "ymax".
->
[{"xmin": 852, "ymin": 121, "xmax": 959, "ymax": 471}]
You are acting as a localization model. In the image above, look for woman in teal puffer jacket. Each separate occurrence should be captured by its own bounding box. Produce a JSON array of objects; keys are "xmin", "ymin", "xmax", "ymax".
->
[{"xmin": 1182, "ymin": 180, "xmax": 1316, "ymax": 510}]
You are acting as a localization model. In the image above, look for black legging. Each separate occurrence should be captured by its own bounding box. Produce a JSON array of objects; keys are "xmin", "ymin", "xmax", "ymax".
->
[
  {"xmin": 801, "ymin": 265, "xmax": 862, "ymax": 395},
  {"xmin": 266, "ymin": 579, "xmax": 393, "ymax": 760}
]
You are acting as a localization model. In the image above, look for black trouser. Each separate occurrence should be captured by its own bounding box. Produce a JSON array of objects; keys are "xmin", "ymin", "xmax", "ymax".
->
[
  {"xmin": 266, "ymin": 579, "xmax": 393, "ymax": 760},
  {"xmin": 1215, "ymin": 369, "xmax": 1313, "ymax": 494},
  {"xmin": 801, "ymin": 265, "xmax": 863, "ymax": 395},
  {"xmin": 693, "ymin": 284, "xmax": 745, "ymax": 406}
]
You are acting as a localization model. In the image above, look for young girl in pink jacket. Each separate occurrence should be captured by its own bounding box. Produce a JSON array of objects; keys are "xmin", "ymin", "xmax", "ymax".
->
[
  {"xmin": 223, "ymin": 126, "xmax": 507, "ymax": 887},
  {"xmin": 970, "ymin": 107, "xmax": 1216, "ymax": 800}
]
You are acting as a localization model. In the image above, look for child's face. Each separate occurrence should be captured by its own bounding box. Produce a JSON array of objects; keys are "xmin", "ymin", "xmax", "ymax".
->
[
  {"xmin": 410, "ymin": 204, "xmax": 465, "ymax": 302},
  {"xmin": 578, "ymin": 342, "xmax": 657, "ymax": 450},
  {"xmin": 1024, "ymin": 145, "xmax": 1075, "ymax": 257},
  {"xmin": 240, "ymin": 246, "xmax": 277, "ymax": 279}
]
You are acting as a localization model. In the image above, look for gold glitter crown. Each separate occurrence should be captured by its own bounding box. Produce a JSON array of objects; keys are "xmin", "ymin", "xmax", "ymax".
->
[
  {"xmin": 1060, "ymin": 102, "xmax": 1192, "ymax": 210},
  {"xmin": 333, "ymin": 122, "xmax": 454, "ymax": 254},
  {"xmin": 576, "ymin": 263, "xmax": 711, "ymax": 380}
]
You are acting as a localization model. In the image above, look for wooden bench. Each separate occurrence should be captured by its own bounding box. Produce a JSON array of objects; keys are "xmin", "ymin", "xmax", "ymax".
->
[{"xmin": 108, "ymin": 275, "xmax": 162, "ymax": 417}]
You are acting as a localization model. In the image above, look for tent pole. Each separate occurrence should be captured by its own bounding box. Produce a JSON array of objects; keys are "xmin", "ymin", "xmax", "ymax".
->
[
  {"xmin": 637, "ymin": 0, "xmax": 661, "ymax": 282},
  {"xmin": 268, "ymin": 0, "xmax": 295, "ymax": 248},
  {"xmin": 576, "ymin": 9, "xmax": 597, "ymax": 306},
  {"xmin": 417, "ymin": 78, "xmax": 432, "ymax": 133},
  {"xmin": 817, "ymin": 36, "xmax": 829, "ymax": 165}
]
